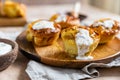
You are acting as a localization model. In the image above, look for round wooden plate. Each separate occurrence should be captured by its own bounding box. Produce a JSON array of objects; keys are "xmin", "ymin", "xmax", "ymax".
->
[{"xmin": 16, "ymin": 31, "xmax": 120, "ymax": 68}]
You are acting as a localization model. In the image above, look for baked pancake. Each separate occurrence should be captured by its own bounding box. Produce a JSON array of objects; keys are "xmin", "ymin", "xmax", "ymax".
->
[
  {"xmin": 0, "ymin": 0, "xmax": 26, "ymax": 18},
  {"xmin": 50, "ymin": 13, "xmax": 80, "ymax": 29},
  {"xmin": 61, "ymin": 26, "xmax": 100, "ymax": 60},
  {"xmin": 26, "ymin": 20, "xmax": 61, "ymax": 46},
  {"xmin": 90, "ymin": 18, "xmax": 120, "ymax": 44}
]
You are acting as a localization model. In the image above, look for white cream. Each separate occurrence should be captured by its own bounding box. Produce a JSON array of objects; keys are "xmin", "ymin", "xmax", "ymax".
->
[
  {"xmin": 55, "ymin": 14, "xmax": 67, "ymax": 23},
  {"xmin": 93, "ymin": 20, "xmax": 115, "ymax": 29},
  {"xmin": 75, "ymin": 29, "xmax": 93, "ymax": 60},
  {"xmin": 0, "ymin": 42, "xmax": 12, "ymax": 55},
  {"xmin": 32, "ymin": 20, "xmax": 55, "ymax": 30},
  {"xmin": 76, "ymin": 55, "xmax": 93, "ymax": 60}
]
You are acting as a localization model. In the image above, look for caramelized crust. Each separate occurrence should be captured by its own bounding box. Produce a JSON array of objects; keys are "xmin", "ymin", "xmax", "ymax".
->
[
  {"xmin": 50, "ymin": 13, "xmax": 80, "ymax": 29},
  {"xmin": 26, "ymin": 20, "xmax": 61, "ymax": 46},
  {"xmin": 90, "ymin": 18, "xmax": 120, "ymax": 44},
  {"xmin": 61, "ymin": 26, "xmax": 100, "ymax": 58},
  {"xmin": 0, "ymin": 1, "xmax": 26, "ymax": 18}
]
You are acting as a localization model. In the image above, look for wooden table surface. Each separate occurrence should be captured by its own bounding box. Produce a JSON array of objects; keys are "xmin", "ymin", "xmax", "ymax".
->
[{"xmin": 0, "ymin": 4, "xmax": 120, "ymax": 80}]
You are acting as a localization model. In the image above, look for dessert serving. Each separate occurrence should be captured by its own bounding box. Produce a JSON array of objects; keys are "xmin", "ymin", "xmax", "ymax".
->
[
  {"xmin": 24, "ymin": 17, "xmax": 120, "ymax": 61},
  {"xmin": 16, "ymin": 16, "xmax": 120, "ymax": 68},
  {"xmin": 90, "ymin": 18, "xmax": 120, "ymax": 44},
  {"xmin": 0, "ymin": 0, "xmax": 26, "ymax": 18},
  {"xmin": 16, "ymin": 2, "xmax": 120, "ymax": 68},
  {"xmin": 26, "ymin": 20, "xmax": 61, "ymax": 46},
  {"xmin": 61, "ymin": 26, "xmax": 100, "ymax": 60},
  {"xmin": 0, "ymin": 0, "xmax": 27, "ymax": 26}
]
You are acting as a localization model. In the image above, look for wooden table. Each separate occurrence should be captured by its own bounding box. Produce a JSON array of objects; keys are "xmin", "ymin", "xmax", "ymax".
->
[{"xmin": 0, "ymin": 4, "xmax": 120, "ymax": 80}]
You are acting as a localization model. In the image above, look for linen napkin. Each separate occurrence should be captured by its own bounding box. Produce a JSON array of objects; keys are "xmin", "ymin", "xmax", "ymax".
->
[{"xmin": 25, "ymin": 56, "xmax": 120, "ymax": 80}]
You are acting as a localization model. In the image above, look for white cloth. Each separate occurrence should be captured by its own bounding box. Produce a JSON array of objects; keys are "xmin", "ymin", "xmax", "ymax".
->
[
  {"xmin": 26, "ymin": 56, "xmax": 120, "ymax": 80},
  {"xmin": 0, "ymin": 29, "xmax": 120, "ymax": 80}
]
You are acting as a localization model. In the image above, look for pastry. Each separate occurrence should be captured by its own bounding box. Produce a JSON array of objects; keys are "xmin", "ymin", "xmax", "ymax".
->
[
  {"xmin": 26, "ymin": 20, "xmax": 61, "ymax": 46},
  {"xmin": 50, "ymin": 12, "xmax": 80, "ymax": 29},
  {"xmin": 0, "ymin": 0, "xmax": 26, "ymax": 26},
  {"xmin": 61, "ymin": 26, "xmax": 100, "ymax": 60},
  {"xmin": 90, "ymin": 18, "xmax": 120, "ymax": 44},
  {"xmin": 0, "ymin": 0, "xmax": 26, "ymax": 18},
  {"xmin": 50, "ymin": 2, "xmax": 82, "ymax": 30}
]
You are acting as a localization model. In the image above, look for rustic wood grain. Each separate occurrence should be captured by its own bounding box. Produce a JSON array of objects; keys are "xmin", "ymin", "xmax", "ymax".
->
[{"xmin": 0, "ymin": 17, "xmax": 27, "ymax": 26}]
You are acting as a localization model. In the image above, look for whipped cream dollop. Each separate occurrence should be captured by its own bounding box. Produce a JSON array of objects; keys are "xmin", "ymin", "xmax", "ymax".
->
[
  {"xmin": 0, "ymin": 42, "xmax": 12, "ymax": 55},
  {"xmin": 55, "ymin": 14, "xmax": 67, "ymax": 23},
  {"xmin": 75, "ymin": 28, "xmax": 93, "ymax": 60},
  {"xmin": 93, "ymin": 19, "xmax": 115, "ymax": 29},
  {"xmin": 32, "ymin": 20, "xmax": 55, "ymax": 30}
]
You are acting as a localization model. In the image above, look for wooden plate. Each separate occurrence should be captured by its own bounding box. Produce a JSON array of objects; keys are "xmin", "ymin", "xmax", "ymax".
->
[{"xmin": 16, "ymin": 31, "xmax": 120, "ymax": 68}]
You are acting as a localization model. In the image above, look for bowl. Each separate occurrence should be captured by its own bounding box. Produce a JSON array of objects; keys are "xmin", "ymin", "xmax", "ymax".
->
[{"xmin": 0, "ymin": 38, "xmax": 18, "ymax": 71}]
